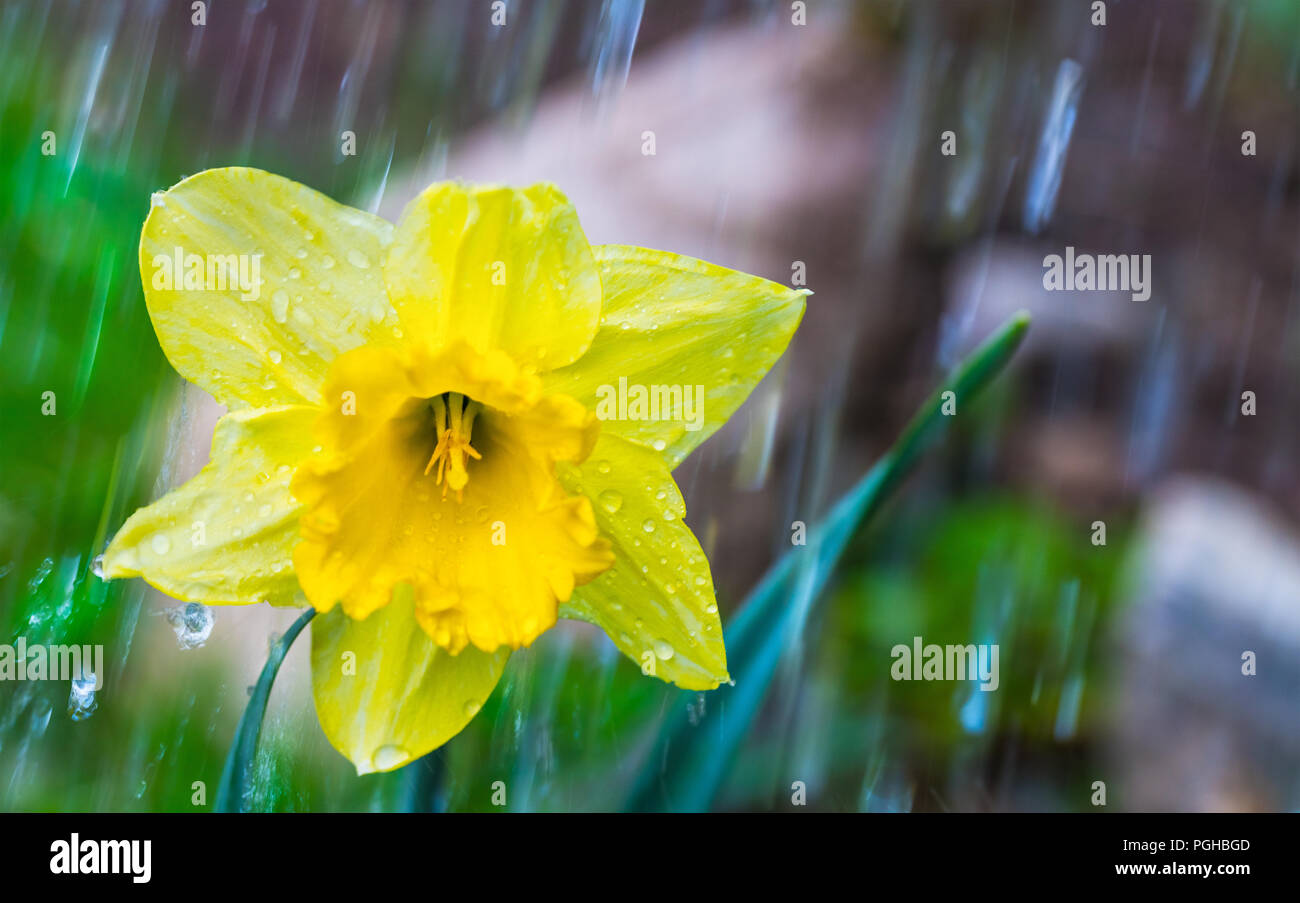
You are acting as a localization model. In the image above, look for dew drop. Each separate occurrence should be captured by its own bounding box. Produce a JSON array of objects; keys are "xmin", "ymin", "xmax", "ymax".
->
[
  {"xmin": 271, "ymin": 290, "xmax": 290, "ymax": 323},
  {"xmin": 596, "ymin": 460, "xmax": 612, "ymax": 475},
  {"xmin": 268, "ymin": 350, "xmax": 282, "ymax": 364},
  {"xmin": 371, "ymin": 744, "xmax": 410, "ymax": 771},
  {"xmin": 150, "ymin": 534, "xmax": 171, "ymax": 555},
  {"xmin": 346, "ymin": 248, "xmax": 371, "ymax": 269},
  {"xmin": 598, "ymin": 489, "xmax": 624, "ymax": 514},
  {"xmin": 654, "ymin": 640, "xmax": 675, "ymax": 660},
  {"xmin": 464, "ymin": 700, "xmax": 482, "ymax": 718},
  {"xmin": 641, "ymin": 518, "xmax": 656, "ymax": 533}
]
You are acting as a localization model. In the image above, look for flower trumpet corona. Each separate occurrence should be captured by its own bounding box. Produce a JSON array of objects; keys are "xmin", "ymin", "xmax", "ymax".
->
[{"xmin": 102, "ymin": 168, "xmax": 805, "ymax": 773}]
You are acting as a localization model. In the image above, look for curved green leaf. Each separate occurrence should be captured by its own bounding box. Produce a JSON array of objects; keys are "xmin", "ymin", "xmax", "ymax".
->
[
  {"xmin": 215, "ymin": 607, "xmax": 315, "ymax": 813},
  {"xmin": 626, "ymin": 312, "xmax": 1030, "ymax": 811}
]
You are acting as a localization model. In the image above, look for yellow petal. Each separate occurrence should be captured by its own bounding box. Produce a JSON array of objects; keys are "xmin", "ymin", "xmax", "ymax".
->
[
  {"xmin": 558, "ymin": 433, "xmax": 727, "ymax": 690},
  {"xmin": 140, "ymin": 167, "xmax": 400, "ymax": 409},
  {"xmin": 101, "ymin": 405, "xmax": 318, "ymax": 605},
  {"xmin": 292, "ymin": 342, "xmax": 612, "ymax": 653},
  {"xmin": 384, "ymin": 182, "xmax": 601, "ymax": 370},
  {"xmin": 544, "ymin": 245, "xmax": 806, "ymax": 468},
  {"xmin": 310, "ymin": 590, "xmax": 510, "ymax": 774}
]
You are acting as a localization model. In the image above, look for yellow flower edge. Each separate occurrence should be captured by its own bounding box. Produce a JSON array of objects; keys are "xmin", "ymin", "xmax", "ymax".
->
[{"xmin": 102, "ymin": 167, "xmax": 805, "ymax": 774}]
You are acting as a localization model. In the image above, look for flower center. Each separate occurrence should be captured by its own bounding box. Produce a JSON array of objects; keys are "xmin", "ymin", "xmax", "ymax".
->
[{"xmin": 424, "ymin": 392, "xmax": 483, "ymax": 499}]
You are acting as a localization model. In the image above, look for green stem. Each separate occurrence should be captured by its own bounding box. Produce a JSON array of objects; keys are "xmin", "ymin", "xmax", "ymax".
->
[{"xmin": 215, "ymin": 607, "xmax": 316, "ymax": 813}]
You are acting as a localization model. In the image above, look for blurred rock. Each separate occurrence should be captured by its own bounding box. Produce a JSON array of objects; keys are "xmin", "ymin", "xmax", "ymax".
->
[
  {"xmin": 1109, "ymin": 476, "xmax": 1300, "ymax": 811},
  {"xmin": 941, "ymin": 241, "xmax": 1149, "ymax": 364}
]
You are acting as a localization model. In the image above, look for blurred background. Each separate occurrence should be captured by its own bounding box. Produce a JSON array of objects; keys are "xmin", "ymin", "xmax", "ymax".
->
[{"xmin": 1, "ymin": 0, "xmax": 1298, "ymax": 812}]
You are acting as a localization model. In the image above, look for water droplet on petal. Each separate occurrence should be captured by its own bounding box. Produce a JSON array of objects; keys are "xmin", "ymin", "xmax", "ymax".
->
[
  {"xmin": 654, "ymin": 640, "xmax": 674, "ymax": 660},
  {"xmin": 641, "ymin": 518, "xmax": 656, "ymax": 533},
  {"xmin": 372, "ymin": 744, "xmax": 410, "ymax": 771},
  {"xmin": 151, "ymin": 534, "xmax": 171, "ymax": 555},
  {"xmin": 271, "ymin": 290, "xmax": 290, "ymax": 323},
  {"xmin": 346, "ymin": 248, "xmax": 371, "ymax": 269},
  {"xmin": 598, "ymin": 490, "xmax": 624, "ymax": 514}
]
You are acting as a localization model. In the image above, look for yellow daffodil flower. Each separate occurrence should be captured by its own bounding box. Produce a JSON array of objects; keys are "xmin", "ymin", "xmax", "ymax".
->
[{"xmin": 102, "ymin": 167, "xmax": 805, "ymax": 773}]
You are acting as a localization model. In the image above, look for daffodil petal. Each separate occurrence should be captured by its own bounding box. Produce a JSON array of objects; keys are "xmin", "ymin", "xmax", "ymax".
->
[
  {"xmin": 384, "ymin": 182, "xmax": 601, "ymax": 369},
  {"xmin": 101, "ymin": 405, "xmax": 318, "ymax": 606},
  {"xmin": 310, "ymin": 591, "xmax": 510, "ymax": 774},
  {"xmin": 558, "ymin": 433, "xmax": 727, "ymax": 690},
  {"xmin": 140, "ymin": 167, "xmax": 399, "ymax": 409},
  {"xmin": 544, "ymin": 245, "xmax": 806, "ymax": 468}
]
